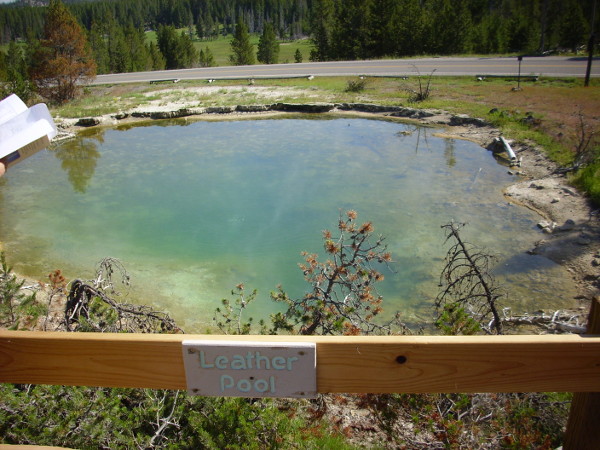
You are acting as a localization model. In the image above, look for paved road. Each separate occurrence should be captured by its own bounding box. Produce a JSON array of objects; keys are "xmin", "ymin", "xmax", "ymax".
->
[{"xmin": 94, "ymin": 56, "xmax": 599, "ymax": 84}]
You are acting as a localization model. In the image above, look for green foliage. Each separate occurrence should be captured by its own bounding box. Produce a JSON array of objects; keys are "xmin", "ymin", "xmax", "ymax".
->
[
  {"xmin": 344, "ymin": 78, "xmax": 367, "ymax": 93},
  {"xmin": 199, "ymin": 46, "xmax": 216, "ymax": 67},
  {"xmin": 270, "ymin": 210, "xmax": 404, "ymax": 336},
  {"xmin": 0, "ymin": 41, "xmax": 35, "ymax": 103},
  {"xmin": 405, "ymin": 67, "xmax": 436, "ymax": 103},
  {"xmin": 356, "ymin": 391, "xmax": 570, "ymax": 448},
  {"xmin": 294, "ymin": 48, "xmax": 303, "ymax": 63},
  {"xmin": 572, "ymin": 161, "xmax": 600, "ymax": 207},
  {"xmin": 0, "ymin": 252, "xmax": 42, "ymax": 329},
  {"xmin": 0, "ymin": 384, "xmax": 350, "ymax": 448},
  {"xmin": 213, "ymin": 284, "xmax": 265, "ymax": 335},
  {"xmin": 257, "ymin": 23, "xmax": 280, "ymax": 64},
  {"xmin": 229, "ymin": 20, "xmax": 255, "ymax": 66},
  {"xmin": 157, "ymin": 25, "xmax": 198, "ymax": 70},
  {"xmin": 435, "ymin": 304, "xmax": 482, "ymax": 336},
  {"xmin": 1, "ymin": 0, "xmax": 596, "ymax": 68}
]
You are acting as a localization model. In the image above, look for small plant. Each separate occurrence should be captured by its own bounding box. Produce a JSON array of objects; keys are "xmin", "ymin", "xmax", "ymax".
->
[
  {"xmin": 435, "ymin": 304, "xmax": 482, "ymax": 336},
  {"xmin": 556, "ymin": 110, "xmax": 599, "ymax": 174},
  {"xmin": 270, "ymin": 210, "xmax": 406, "ymax": 336},
  {"xmin": 344, "ymin": 78, "xmax": 367, "ymax": 93},
  {"xmin": 405, "ymin": 66, "xmax": 436, "ymax": 103},
  {"xmin": 213, "ymin": 284, "xmax": 265, "ymax": 335},
  {"xmin": 0, "ymin": 252, "xmax": 40, "ymax": 329}
]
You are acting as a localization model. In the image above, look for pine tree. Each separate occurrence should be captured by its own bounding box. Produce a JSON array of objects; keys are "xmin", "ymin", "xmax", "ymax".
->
[
  {"xmin": 157, "ymin": 25, "xmax": 197, "ymax": 69},
  {"xmin": 147, "ymin": 41, "xmax": 165, "ymax": 70},
  {"xmin": 229, "ymin": 19, "xmax": 255, "ymax": 65},
  {"xmin": 257, "ymin": 23, "xmax": 279, "ymax": 64},
  {"xmin": 107, "ymin": 20, "xmax": 130, "ymax": 74},
  {"xmin": 29, "ymin": 0, "xmax": 96, "ymax": 104},
  {"xmin": 294, "ymin": 48, "xmax": 303, "ymax": 63},
  {"xmin": 199, "ymin": 46, "xmax": 215, "ymax": 67},
  {"xmin": 88, "ymin": 21, "xmax": 109, "ymax": 74},
  {"xmin": 559, "ymin": 0, "xmax": 588, "ymax": 53},
  {"xmin": 310, "ymin": 0, "xmax": 335, "ymax": 61},
  {"xmin": 1, "ymin": 41, "xmax": 35, "ymax": 103}
]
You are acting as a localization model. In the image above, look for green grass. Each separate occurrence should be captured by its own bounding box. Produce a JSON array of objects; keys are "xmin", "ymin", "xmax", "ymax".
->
[
  {"xmin": 145, "ymin": 29, "xmax": 313, "ymax": 66},
  {"xmin": 195, "ymin": 35, "xmax": 313, "ymax": 66},
  {"xmin": 572, "ymin": 161, "xmax": 600, "ymax": 206}
]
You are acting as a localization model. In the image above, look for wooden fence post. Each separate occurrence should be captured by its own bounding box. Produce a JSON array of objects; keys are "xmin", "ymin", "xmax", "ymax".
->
[{"xmin": 564, "ymin": 296, "xmax": 600, "ymax": 449}]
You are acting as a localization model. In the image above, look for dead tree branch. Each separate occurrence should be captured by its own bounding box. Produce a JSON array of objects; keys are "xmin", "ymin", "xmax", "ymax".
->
[
  {"xmin": 64, "ymin": 258, "xmax": 180, "ymax": 333},
  {"xmin": 436, "ymin": 222, "xmax": 503, "ymax": 334}
]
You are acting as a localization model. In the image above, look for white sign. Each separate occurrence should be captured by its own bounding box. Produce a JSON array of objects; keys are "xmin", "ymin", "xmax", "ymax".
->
[{"xmin": 182, "ymin": 340, "xmax": 317, "ymax": 398}]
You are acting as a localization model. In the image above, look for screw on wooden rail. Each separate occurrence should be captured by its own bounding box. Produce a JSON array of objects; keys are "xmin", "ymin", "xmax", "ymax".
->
[{"xmin": 396, "ymin": 355, "xmax": 407, "ymax": 364}]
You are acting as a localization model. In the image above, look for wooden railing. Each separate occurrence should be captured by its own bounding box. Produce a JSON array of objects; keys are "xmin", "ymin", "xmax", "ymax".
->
[
  {"xmin": 0, "ymin": 331, "xmax": 599, "ymax": 393},
  {"xmin": 1, "ymin": 298, "xmax": 599, "ymax": 448}
]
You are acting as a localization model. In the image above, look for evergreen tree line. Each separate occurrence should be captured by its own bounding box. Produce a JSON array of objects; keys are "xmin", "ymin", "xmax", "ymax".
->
[
  {"xmin": 0, "ymin": 0, "xmax": 598, "ymax": 83},
  {"xmin": 310, "ymin": 0, "xmax": 596, "ymax": 61},
  {"xmin": 0, "ymin": 0, "xmax": 311, "ymax": 44},
  {"xmin": 2, "ymin": 0, "xmax": 597, "ymax": 54}
]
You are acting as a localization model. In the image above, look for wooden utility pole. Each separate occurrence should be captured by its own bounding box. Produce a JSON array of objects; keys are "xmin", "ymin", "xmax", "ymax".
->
[
  {"xmin": 564, "ymin": 297, "xmax": 600, "ymax": 449},
  {"xmin": 585, "ymin": 0, "xmax": 597, "ymax": 87}
]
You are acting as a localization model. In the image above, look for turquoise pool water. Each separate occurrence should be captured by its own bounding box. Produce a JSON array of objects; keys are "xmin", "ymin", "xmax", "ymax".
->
[{"xmin": 0, "ymin": 116, "xmax": 577, "ymax": 331}]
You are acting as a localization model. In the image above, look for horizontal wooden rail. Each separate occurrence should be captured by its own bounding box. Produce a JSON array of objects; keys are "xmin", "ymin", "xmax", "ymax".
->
[{"xmin": 1, "ymin": 331, "xmax": 599, "ymax": 393}]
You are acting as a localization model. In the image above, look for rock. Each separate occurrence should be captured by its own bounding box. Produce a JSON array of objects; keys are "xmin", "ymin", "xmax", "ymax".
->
[
  {"xmin": 520, "ymin": 114, "xmax": 542, "ymax": 126},
  {"xmin": 205, "ymin": 106, "xmax": 235, "ymax": 114},
  {"xmin": 577, "ymin": 236, "xmax": 592, "ymax": 246},
  {"xmin": 537, "ymin": 220, "xmax": 556, "ymax": 234},
  {"xmin": 551, "ymin": 197, "xmax": 560, "ymax": 203},
  {"xmin": 537, "ymin": 220, "xmax": 552, "ymax": 229},
  {"xmin": 557, "ymin": 219, "xmax": 576, "ymax": 231},
  {"xmin": 271, "ymin": 103, "xmax": 334, "ymax": 113},
  {"xmin": 449, "ymin": 114, "xmax": 489, "ymax": 127},
  {"xmin": 76, "ymin": 117, "xmax": 100, "ymax": 127},
  {"xmin": 236, "ymin": 105, "xmax": 269, "ymax": 113},
  {"xmin": 338, "ymin": 103, "xmax": 402, "ymax": 113},
  {"xmin": 112, "ymin": 112, "xmax": 129, "ymax": 120},
  {"xmin": 391, "ymin": 108, "xmax": 434, "ymax": 119}
]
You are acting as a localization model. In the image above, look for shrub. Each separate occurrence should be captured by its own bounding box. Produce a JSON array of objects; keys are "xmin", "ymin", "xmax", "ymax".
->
[{"xmin": 344, "ymin": 78, "xmax": 367, "ymax": 93}]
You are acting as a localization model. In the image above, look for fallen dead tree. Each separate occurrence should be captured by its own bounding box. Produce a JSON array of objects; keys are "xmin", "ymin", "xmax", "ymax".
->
[
  {"xmin": 501, "ymin": 308, "xmax": 588, "ymax": 334},
  {"xmin": 64, "ymin": 257, "xmax": 180, "ymax": 334}
]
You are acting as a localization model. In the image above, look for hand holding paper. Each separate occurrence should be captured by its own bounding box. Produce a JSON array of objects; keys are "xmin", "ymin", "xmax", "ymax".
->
[{"xmin": 0, "ymin": 94, "xmax": 57, "ymax": 174}]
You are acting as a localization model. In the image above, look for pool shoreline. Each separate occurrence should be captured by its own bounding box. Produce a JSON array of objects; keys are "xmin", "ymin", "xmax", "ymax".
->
[{"xmin": 3, "ymin": 104, "xmax": 598, "ymax": 331}]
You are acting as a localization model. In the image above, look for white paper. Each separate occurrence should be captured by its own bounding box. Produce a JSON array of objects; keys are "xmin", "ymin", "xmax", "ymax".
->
[{"xmin": 0, "ymin": 101, "xmax": 57, "ymax": 159}]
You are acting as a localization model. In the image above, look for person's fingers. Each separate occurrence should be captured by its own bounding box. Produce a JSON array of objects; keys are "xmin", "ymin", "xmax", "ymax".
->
[{"xmin": 0, "ymin": 162, "xmax": 5, "ymax": 177}]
